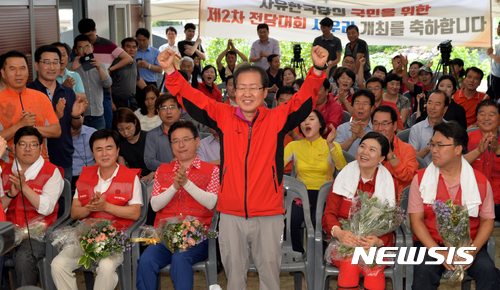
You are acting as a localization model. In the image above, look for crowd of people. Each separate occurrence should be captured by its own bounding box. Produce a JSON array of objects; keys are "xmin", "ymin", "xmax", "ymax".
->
[{"xmin": 0, "ymin": 15, "xmax": 499, "ymax": 290}]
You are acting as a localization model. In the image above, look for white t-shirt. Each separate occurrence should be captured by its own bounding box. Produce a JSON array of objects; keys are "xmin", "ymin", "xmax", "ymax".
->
[
  {"xmin": 159, "ymin": 43, "xmax": 179, "ymax": 53},
  {"xmin": 135, "ymin": 109, "xmax": 162, "ymax": 132}
]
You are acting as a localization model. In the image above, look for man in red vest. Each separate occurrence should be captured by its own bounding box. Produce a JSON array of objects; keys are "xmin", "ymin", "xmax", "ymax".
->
[
  {"xmin": 51, "ymin": 129, "xmax": 142, "ymax": 290},
  {"xmin": 408, "ymin": 121, "xmax": 499, "ymax": 289},
  {"xmin": 1, "ymin": 126, "xmax": 64, "ymax": 288},
  {"xmin": 136, "ymin": 120, "xmax": 219, "ymax": 290}
]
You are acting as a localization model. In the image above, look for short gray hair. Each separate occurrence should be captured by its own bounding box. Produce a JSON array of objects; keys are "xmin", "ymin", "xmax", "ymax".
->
[{"xmin": 180, "ymin": 56, "xmax": 194, "ymax": 67}]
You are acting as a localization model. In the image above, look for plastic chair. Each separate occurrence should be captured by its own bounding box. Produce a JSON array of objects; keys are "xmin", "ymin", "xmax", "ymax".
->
[
  {"xmin": 4, "ymin": 178, "xmax": 72, "ymax": 290},
  {"xmin": 248, "ymin": 176, "xmax": 315, "ymax": 290},
  {"xmin": 396, "ymin": 128, "xmax": 411, "ymax": 143},
  {"xmin": 314, "ymin": 181, "xmax": 404, "ymax": 290},
  {"xmin": 342, "ymin": 110, "xmax": 351, "ymax": 124},
  {"xmin": 400, "ymin": 186, "xmax": 496, "ymax": 290},
  {"xmin": 466, "ymin": 127, "xmax": 479, "ymax": 134},
  {"xmin": 46, "ymin": 181, "xmax": 147, "ymax": 290},
  {"xmin": 416, "ymin": 156, "xmax": 427, "ymax": 169},
  {"xmin": 342, "ymin": 150, "xmax": 356, "ymax": 164},
  {"xmin": 407, "ymin": 112, "xmax": 417, "ymax": 128}
]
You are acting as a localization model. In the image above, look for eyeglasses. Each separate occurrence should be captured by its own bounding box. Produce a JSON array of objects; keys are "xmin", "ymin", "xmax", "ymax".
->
[
  {"xmin": 159, "ymin": 105, "xmax": 178, "ymax": 111},
  {"xmin": 372, "ymin": 121, "xmax": 394, "ymax": 128},
  {"xmin": 427, "ymin": 143, "xmax": 453, "ymax": 150},
  {"xmin": 17, "ymin": 141, "xmax": 40, "ymax": 150},
  {"xmin": 353, "ymin": 101, "xmax": 371, "ymax": 107},
  {"xmin": 171, "ymin": 137, "xmax": 196, "ymax": 146},
  {"xmin": 40, "ymin": 60, "xmax": 60, "ymax": 67},
  {"xmin": 78, "ymin": 46, "xmax": 91, "ymax": 51},
  {"xmin": 235, "ymin": 87, "xmax": 264, "ymax": 93}
]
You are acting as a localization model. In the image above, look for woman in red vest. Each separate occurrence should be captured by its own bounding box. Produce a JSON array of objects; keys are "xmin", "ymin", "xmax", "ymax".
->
[
  {"xmin": 194, "ymin": 65, "xmax": 222, "ymax": 102},
  {"xmin": 323, "ymin": 132, "xmax": 398, "ymax": 290}
]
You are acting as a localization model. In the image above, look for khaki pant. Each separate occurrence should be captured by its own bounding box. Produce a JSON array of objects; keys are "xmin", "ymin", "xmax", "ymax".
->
[
  {"xmin": 51, "ymin": 244, "xmax": 124, "ymax": 290},
  {"xmin": 219, "ymin": 213, "xmax": 284, "ymax": 290}
]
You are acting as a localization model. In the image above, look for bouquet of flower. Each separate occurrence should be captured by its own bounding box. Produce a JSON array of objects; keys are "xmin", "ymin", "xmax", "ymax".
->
[
  {"xmin": 158, "ymin": 216, "xmax": 218, "ymax": 253},
  {"xmin": 14, "ymin": 216, "xmax": 48, "ymax": 247},
  {"xmin": 77, "ymin": 219, "xmax": 135, "ymax": 269},
  {"xmin": 326, "ymin": 190, "xmax": 404, "ymax": 276},
  {"xmin": 433, "ymin": 199, "xmax": 471, "ymax": 282},
  {"xmin": 133, "ymin": 226, "xmax": 161, "ymax": 245}
]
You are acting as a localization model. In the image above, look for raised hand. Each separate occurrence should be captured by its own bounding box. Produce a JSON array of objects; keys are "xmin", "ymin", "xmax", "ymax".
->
[
  {"xmin": 157, "ymin": 49, "xmax": 177, "ymax": 74},
  {"xmin": 55, "ymin": 98, "xmax": 66, "ymax": 119},
  {"xmin": 311, "ymin": 45, "xmax": 329, "ymax": 68},
  {"xmin": 326, "ymin": 124, "xmax": 337, "ymax": 144},
  {"xmin": 72, "ymin": 96, "xmax": 88, "ymax": 118}
]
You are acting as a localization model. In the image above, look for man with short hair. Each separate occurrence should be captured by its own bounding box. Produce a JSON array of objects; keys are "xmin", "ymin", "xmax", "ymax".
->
[
  {"xmin": 1, "ymin": 126, "xmax": 64, "ymax": 288},
  {"xmin": 158, "ymin": 26, "xmax": 180, "ymax": 54},
  {"xmin": 135, "ymin": 28, "xmax": 162, "ymax": 86},
  {"xmin": 365, "ymin": 77, "xmax": 405, "ymax": 132},
  {"xmin": 51, "ymin": 42, "xmax": 86, "ymax": 101},
  {"xmin": 71, "ymin": 117, "xmax": 96, "ymax": 187},
  {"xmin": 249, "ymin": 23, "xmax": 281, "ymax": 70},
  {"xmin": 486, "ymin": 22, "xmax": 500, "ymax": 100},
  {"xmin": 179, "ymin": 57, "xmax": 198, "ymax": 88},
  {"xmin": 223, "ymin": 75, "xmax": 237, "ymax": 107},
  {"xmin": 136, "ymin": 120, "xmax": 218, "ymax": 290},
  {"xmin": 0, "ymin": 50, "xmax": 61, "ymax": 166},
  {"xmin": 158, "ymin": 45, "xmax": 328, "ymax": 289},
  {"xmin": 313, "ymin": 17, "xmax": 342, "ymax": 71},
  {"xmin": 178, "ymin": 23, "xmax": 206, "ymax": 62},
  {"xmin": 408, "ymin": 121, "xmax": 500, "ymax": 289},
  {"xmin": 409, "ymin": 90, "xmax": 449, "ymax": 165},
  {"xmin": 345, "ymin": 25, "xmax": 371, "ymax": 80},
  {"xmin": 275, "ymin": 86, "xmax": 298, "ymax": 175},
  {"xmin": 464, "ymin": 99, "xmax": 500, "ymax": 220},
  {"xmin": 266, "ymin": 54, "xmax": 282, "ymax": 93},
  {"xmin": 316, "ymin": 78, "xmax": 343, "ymax": 136},
  {"xmin": 71, "ymin": 35, "xmax": 112, "ymax": 130},
  {"xmin": 51, "ymin": 129, "xmax": 142, "ymax": 290},
  {"xmin": 144, "ymin": 94, "xmax": 180, "ymax": 172},
  {"xmin": 216, "ymin": 39, "xmax": 248, "ymax": 83},
  {"xmin": 28, "ymin": 45, "xmax": 88, "ymax": 181},
  {"xmin": 453, "ymin": 67, "xmax": 489, "ymax": 128},
  {"xmin": 117, "ymin": 37, "xmax": 147, "ymax": 109},
  {"xmin": 334, "ymin": 89, "xmax": 374, "ymax": 156},
  {"xmin": 372, "ymin": 105, "xmax": 418, "ymax": 198},
  {"xmin": 78, "ymin": 18, "xmax": 134, "ymax": 129}
]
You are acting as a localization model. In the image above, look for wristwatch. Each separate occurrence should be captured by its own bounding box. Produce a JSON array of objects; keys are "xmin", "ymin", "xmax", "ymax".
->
[
  {"xmin": 389, "ymin": 153, "xmax": 397, "ymax": 161},
  {"xmin": 148, "ymin": 64, "xmax": 152, "ymax": 70},
  {"xmin": 313, "ymin": 64, "xmax": 328, "ymax": 70}
]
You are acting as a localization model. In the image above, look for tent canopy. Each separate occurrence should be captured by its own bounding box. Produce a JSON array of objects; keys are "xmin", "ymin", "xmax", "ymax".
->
[{"xmin": 151, "ymin": 0, "xmax": 500, "ymax": 21}]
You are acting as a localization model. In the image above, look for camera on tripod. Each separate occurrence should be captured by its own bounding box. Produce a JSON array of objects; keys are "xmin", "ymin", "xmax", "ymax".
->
[
  {"xmin": 437, "ymin": 40, "xmax": 452, "ymax": 65},
  {"xmin": 293, "ymin": 44, "xmax": 303, "ymax": 62}
]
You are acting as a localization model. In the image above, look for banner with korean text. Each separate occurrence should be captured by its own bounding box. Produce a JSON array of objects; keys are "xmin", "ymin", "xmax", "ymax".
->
[{"xmin": 199, "ymin": 0, "xmax": 491, "ymax": 47}]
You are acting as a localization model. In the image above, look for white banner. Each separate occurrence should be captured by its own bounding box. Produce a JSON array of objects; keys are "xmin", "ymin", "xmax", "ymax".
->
[{"xmin": 200, "ymin": 0, "xmax": 491, "ymax": 47}]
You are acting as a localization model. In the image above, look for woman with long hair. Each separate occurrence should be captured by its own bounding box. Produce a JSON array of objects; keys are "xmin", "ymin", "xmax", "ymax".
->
[{"xmin": 135, "ymin": 85, "xmax": 162, "ymax": 131}]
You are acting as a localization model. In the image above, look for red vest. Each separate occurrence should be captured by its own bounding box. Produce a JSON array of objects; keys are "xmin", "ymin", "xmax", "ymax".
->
[
  {"xmin": 468, "ymin": 130, "xmax": 500, "ymax": 204},
  {"xmin": 154, "ymin": 161, "xmax": 216, "ymax": 228},
  {"xmin": 76, "ymin": 164, "xmax": 141, "ymax": 230},
  {"xmin": 416, "ymin": 168, "xmax": 488, "ymax": 244},
  {"xmin": 1, "ymin": 161, "xmax": 59, "ymax": 227}
]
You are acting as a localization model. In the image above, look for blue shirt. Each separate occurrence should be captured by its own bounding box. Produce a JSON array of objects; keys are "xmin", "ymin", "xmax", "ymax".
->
[
  {"xmin": 27, "ymin": 79, "xmax": 76, "ymax": 168},
  {"xmin": 409, "ymin": 118, "xmax": 447, "ymax": 165},
  {"xmin": 72, "ymin": 125, "xmax": 97, "ymax": 176},
  {"xmin": 334, "ymin": 120, "xmax": 373, "ymax": 157},
  {"xmin": 144, "ymin": 124, "xmax": 174, "ymax": 171},
  {"xmin": 56, "ymin": 68, "xmax": 85, "ymax": 94},
  {"xmin": 134, "ymin": 45, "xmax": 160, "ymax": 82},
  {"xmin": 197, "ymin": 135, "xmax": 220, "ymax": 162}
]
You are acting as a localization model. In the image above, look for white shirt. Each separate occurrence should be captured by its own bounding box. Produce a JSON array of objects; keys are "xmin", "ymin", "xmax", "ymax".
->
[
  {"xmin": 1, "ymin": 157, "xmax": 64, "ymax": 216},
  {"xmin": 134, "ymin": 109, "xmax": 162, "ymax": 132},
  {"xmin": 159, "ymin": 43, "xmax": 179, "ymax": 53},
  {"xmin": 74, "ymin": 164, "xmax": 143, "ymax": 206}
]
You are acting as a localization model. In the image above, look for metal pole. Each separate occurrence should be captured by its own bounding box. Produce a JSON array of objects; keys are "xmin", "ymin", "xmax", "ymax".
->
[
  {"xmin": 29, "ymin": 0, "xmax": 36, "ymax": 79},
  {"xmin": 144, "ymin": 0, "xmax": 152, "ymax": 46}
]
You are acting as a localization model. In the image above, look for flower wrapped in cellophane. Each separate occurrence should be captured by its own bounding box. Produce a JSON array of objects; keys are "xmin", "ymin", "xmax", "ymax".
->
[
  {"xmin": 325, "ymin": 190, "xmax": 404, "ymax": 276},
  {"xmin": 133, "ymin": 226, "xmax": 161, "ymax": 245},
  {"xmin": 14, "ymin": 216, "xmax": 48, "ymax": 246},
  {"xmin": 158, "ymin": 216, "xmax": 218, "ymax": 253},
  {"xmin": 51, "ymin": 218, "xmax": 135, "ymax": 269},
  {"xmin": 433, "ymin": 199, "xmax": 471, "ymax": 282}
]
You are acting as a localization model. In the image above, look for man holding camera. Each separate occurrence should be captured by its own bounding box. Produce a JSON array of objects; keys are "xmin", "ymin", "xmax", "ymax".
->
[{"xmin": 71, "ymin": 35, "xmax": 112, "ymax": 130}]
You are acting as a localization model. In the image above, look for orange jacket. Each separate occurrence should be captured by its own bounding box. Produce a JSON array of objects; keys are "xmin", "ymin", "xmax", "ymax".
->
[
  {"xmin": 165, "ymin": 67, "xmax": 324, "ymax": 218},
  {"xmin": 382, "ymin": 136, "xmax": 419, "ymax": 201}
]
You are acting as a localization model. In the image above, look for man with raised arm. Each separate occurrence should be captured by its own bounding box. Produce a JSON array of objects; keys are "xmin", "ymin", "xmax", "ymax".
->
[{"xmin": 157, "ymin": 45, "xmax": 328, "ymax": 289}]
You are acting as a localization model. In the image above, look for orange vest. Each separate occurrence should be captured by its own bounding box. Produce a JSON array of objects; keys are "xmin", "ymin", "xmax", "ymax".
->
[
  {"xmin": 416, "ymin": 168, "xmax": 488, "ymax": 244},
  {"xmin": 76, "ymin": 165, "xmax": 141, "ymax": 230},
  {"xmin": 154, "ymin": 161, "xmax": 216, "ymax": 228},
  {"xmin": 2, "ymin": 161, "xmax": 59, "ymax": 227},
  {"xmin": 468, "ymin": 130, "xmax": 500, "ymax": 204}
]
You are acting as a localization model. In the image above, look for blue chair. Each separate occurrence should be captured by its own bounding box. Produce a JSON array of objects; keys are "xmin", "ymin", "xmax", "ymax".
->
[
  {"xmin": 248, "ymin": 176, "xmax": 315, "ymax": 290},
  {"xmin": 314, "ymin": 181, "xmax": 404, "ymax": 290},
  {"xmin": 400, "ymin": 186, "xmax": 496, "ymax": 290},
  {"xmin": 5, "ymin": 178, "xmax": 72, "ymax": 290},
  {"xmin": 342, "ymin": 110, "xmax": 351, "ymax": 124},
  {"xmin": 342, "ymin": 150, "xmax": 356, "ymax": 164},
  {"xmin": 416, "ymin": 156, "xmax": 427, "ymax": 169}
]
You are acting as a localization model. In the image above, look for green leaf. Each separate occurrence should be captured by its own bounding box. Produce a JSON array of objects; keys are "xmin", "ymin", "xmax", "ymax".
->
[{"xmin": 78, "ymin": 256, "xmax": 89, "ymax": 269}]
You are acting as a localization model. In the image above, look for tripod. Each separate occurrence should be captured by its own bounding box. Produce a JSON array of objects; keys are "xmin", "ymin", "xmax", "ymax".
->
[
  {"xmin": 291, "ymin": 58, "xmax": 306, "ymax": 79},
  {"xmin": 432, "ymin": 57, "xmax": 459, "ymax": 91}
]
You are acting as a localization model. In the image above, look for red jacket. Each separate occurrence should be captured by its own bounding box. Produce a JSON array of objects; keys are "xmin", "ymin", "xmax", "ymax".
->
[
  {"xmin": 2, "ymin": 161, "xmax": 59, "ymax": 227},
  {"xmin": 166, "ymin": 67, "xmax": 324, "ymax": 218},
  {"xmin": 415, "ymin": 168, "xmax": 488, "ymax": 244},
  {"xmin": 153, "ymin": 160, "xmax": 217, "ymax": 227},
  {"xmin": 196, "ymin": 82, "xmax": 223, "ymax": 102},
  {"xmin": 76, "ymin": 165, "xmax": 141, "ymax": 230},
  {"xmin": 318, "ymin": 95, "xmax": 343, "ymax": 138},
  {"xmin": 468, "ymin": 130, "xmax": 500, "ymax": 204}
]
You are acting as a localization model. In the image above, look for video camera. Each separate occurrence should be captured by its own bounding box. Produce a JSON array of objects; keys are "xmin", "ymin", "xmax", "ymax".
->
[
  {"xmin": 437, "ymin": 40, "xmax": 452, "ymax": 65},
  {"xmin": 293, "ymin": 44, "xmax": 302, "ymax": 62}
]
